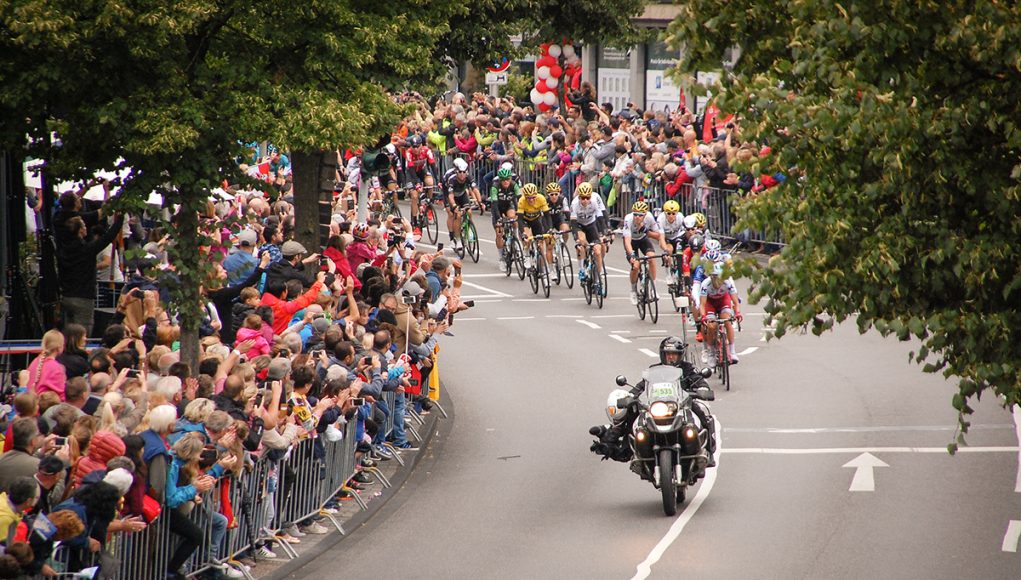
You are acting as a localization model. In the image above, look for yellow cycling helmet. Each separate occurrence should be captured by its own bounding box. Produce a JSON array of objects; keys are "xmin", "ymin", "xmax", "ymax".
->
[
  {"xmin": 632, "ymin": 201, "xmax": 649, "ymax": 214},
  {"xmin": 522, "ymin": 183, "xmax": 539, "ymax": 197},
  {"xmin": 546, "ymin": 182, "xmax": 561, "ymax": 195},
  {"xmin": 663, "ymin": 200, "xmax": 680, "ymax": 213},
  {"xmin": 576, "ymin": 182, "xmax": 593, "ymax": 197},
  {"xmin": 693, "ymin": 212, "xmax": 707, "ymax": 228}
]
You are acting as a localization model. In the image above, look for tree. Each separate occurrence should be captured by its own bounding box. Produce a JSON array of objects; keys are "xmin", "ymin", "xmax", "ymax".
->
[
  {"xmin": 667, "ymin": 0, "xmax": 1021, "ymax": 447},
  {"xmin": 0, "ymin": 0, "xmax": 461, "ymax": 367}
]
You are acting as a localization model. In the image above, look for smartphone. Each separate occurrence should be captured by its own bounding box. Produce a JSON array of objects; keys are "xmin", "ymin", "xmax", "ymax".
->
[
  {"xmin": 361, "ymin": 356, "xmax": 372, "ymax": 366},
  {"xmin": 126, "ymin": 369, "xmax": 142, "ymax": 376},
  {"xmin": 436, "ymin": 242, "xmax": 444, "ymax": 252},
  {"xmin": 351, "ymin": 398, "xmax": 365, "ymax": 407},
  {"xmin": 53, "ymin": 437, "xmax": 67, "ymax": 447}
]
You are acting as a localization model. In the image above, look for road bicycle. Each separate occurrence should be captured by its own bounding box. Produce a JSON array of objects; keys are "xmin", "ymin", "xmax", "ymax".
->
[
  {"xmin": 525, "ymin": 233, "xmax": 555, "ymax": 298},
  {"xmin": 702, "ymin": 316, "xmax": 741, "ymax": 391},
  {"xmin": 413, "ymin": 185, "xmax": 440, "ymax": 244},
  {"xmin": 379, "ymin": 187, "xmax": 402, "ymax": 219},
  {"xmin": 452, "ymin": 203, "xmax": 480, "ymax": 263},
  {"xmin": 664, "ymin": 251, "xmax": 692, "ymax": 342},
  {"xmin": 551, "ymin": 230, "xmax": 574, "ymax": 289},
  {"xmin": 577, "ymin": 238, "xmax": 609, "ymax": 309},
  {"xmin": 500, "ymin": 217, "xmax": 525, "ymax": 280},
  {"xmin": 632, "ymin": 253, "xmax": 660, "ymax": 323}
]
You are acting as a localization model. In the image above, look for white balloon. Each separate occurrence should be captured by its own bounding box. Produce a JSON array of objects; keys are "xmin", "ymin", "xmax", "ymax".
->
[
  {"xmin": 567, "ymin": 55, "xmax": 580, "ymax": 67},
  {"xmin": 530, "ymin": 88, "xmax": 543, "ymax": 105},
  {"xmin": 543, "ymin": 91, "xmax": 557, "ymax": 106},
  {"xmin": 548, "ymin": 44, "xmax": 562, "ymax": 58},
  {"xmin": 563, "ymin": 45, "xmax": 576, "ymax": 58},
  {"xmin": 537, "ymin": 66, "xmax": 550, "ymax": 80},
  {"xmin": 546, "ymin": 76, "xmax": 559, "ymax": 89}
]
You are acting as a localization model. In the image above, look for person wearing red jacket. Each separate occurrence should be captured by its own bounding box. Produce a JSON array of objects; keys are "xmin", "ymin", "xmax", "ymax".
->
[
  {"xmin": 323, "ymin": 234, "xmax": 362, "ymax": 292},
  {"xmin": 260, "ymin": 272, "xmax": 326, "ymax": 335},
  {"xmin": 663, "ymin": 163, "xmax": 693, "ymax": 200}
]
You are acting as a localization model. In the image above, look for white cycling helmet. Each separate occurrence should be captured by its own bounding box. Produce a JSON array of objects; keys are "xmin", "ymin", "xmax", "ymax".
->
[
  {"xmin": 682, "ymin": 215, "xmax": 697, "ymax": 229},
  {"xmin": 453, "ymin": 158, "xmax": 469, "ymax": 172},
  {"xmin": 704, "ymin": 238, "xmax": 722, "ymax": 252},
  {"xmin": 605, "ymin": 389, "xmax": 631, "ymax": 421},
  {"xmin": 501, "ymin": 161, "xmax": 513, "ymax": 172},
  {"xmin": 384, "ymin": 143, "xmax": 397, "ymax": 156}
]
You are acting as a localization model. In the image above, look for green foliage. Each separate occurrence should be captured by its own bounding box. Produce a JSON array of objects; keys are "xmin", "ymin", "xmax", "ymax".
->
[
  {"xmin": 668, "ymin": 1, "xmax": 1021, "ymax": 433},
  {"xmin": 502, "ymin": 72, "xmax": 535, "ymax": 105}
]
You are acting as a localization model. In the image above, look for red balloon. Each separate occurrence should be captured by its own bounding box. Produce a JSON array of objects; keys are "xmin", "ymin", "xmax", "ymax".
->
[
  {"xmin": 540, "ymin": 43, "xmax": 550, "ymax": 56},
  {"xmin": 535, "ymin": 80, "xmax": 549, "ymax": 93},
  {"xmin": 536, "ymin": 56, "xmax": 554, "ymax": 68},
  {"xmin": 538, "ymin": 103, "xmax": 552, "ymax": 112},
  {"xmin": 550, "ymin": 65, "xmax": 563, "ymax": 78},
  {"xmin": 564, "ymin": 65, "xmax": 576, "ymax": 77}
]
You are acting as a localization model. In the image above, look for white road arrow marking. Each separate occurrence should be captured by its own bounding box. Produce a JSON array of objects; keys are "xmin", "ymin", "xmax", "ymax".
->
[
  {"xmin": 842, "ymin": 452, "xmax": 888, "ymax": 492},
  {"xmin": 1003, "ymin": 520, "xmax": 1021, "ymax": 552}
]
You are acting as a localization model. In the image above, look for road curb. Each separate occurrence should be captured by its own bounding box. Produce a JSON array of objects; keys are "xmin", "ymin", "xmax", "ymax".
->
[{"xmin": 264, "ymin": 384, "xmax": 455, "ymax": 580}]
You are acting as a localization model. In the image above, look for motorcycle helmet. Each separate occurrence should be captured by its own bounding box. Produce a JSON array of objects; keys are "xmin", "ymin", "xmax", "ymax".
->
[
  {"xmin": 704, "ymin": 238, "xmax": 722, "ymax": 253},
  {"xmin": 689, "ymin": 234, "xmax": 704, "ymax": 253},
  {"xmin": 576, "ymin": 182, "xmax": 593, "ymax": 197},
  {"xmin": 497, "ymin": 167, "xmax": 513, "ymax": 180},
  {"xmin": 659, "ymin": 336, "xmax": 687, "ymax": 367},
  {"xmin": 545, "ymin": 182, "xmax": 561, "ymax": 195},
  {"xmin": 606, "ymin": 389, "xmax": 631, "ymax": 421},
  {"xmin": 682, "ymin": 214, "xmax": 697, "ymax": 229},
  {"xmin": 453, "ymin": 158, "xmax": 469, "ymax": 172}
]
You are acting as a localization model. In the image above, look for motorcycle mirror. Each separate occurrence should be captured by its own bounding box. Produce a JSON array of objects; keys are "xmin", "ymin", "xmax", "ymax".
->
[
  {"xmin": 700, "ymin": 367, "xmax": 713, "ymax": 378},
  {"xmin": 697, "ymin": 387, "xmax": 715, "ymax": 402},
  {"xmin": 615, "ymin": 375, "xmax": 628, "ymax": 387}
]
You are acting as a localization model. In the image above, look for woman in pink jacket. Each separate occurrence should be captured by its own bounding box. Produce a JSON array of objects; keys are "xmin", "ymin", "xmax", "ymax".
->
[{"xmin": 26, "ymin": 329, "xmax": 68, "ymax": 401}]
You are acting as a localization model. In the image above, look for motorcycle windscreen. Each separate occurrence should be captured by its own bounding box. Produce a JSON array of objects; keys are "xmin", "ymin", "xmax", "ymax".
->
[{"xmin": 642, "ymin": 365, "xmax": 682, "ymax": 401}]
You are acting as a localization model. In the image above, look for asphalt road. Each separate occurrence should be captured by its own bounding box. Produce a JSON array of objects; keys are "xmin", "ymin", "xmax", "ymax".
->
[{"xmin": 287, "ymin": 206, "xmax": 1021, "ymax": 579}]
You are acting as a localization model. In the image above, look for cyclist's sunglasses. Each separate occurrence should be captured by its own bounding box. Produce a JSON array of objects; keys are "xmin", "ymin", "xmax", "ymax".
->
[
  {"xmin": 578, "ymin": 194, "xmax": 592, "ymax": 199},
  {"xmin": 665, "ymin": 211, "xmax": 678, "ymax": 216}
]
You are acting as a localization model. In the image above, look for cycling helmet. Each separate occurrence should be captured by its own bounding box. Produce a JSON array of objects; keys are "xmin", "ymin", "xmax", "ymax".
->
[
  {"xmin": 384, "ymin": 143, "xmax": 397, "ymax": 156},
  {"xmin": 704, "ymin": 239, "xmax": 722, "ymax": 252},
  {"xmin": 497, "ymin": 168, "xmax": 513, "ymax": 180},
  {"xmin": 632, "ymin": 201, "xmax": 649, "ymax": 214},
  {"xmin": 522, "ymin": 183, "xmax": 539, "ymax": 197},
  {"xmin": 703, "ymin": 248, "xmax": 721, "ymax": 263},
  {"xmin": 353, "ymin": 223, "xmax": 370, "ymax": 240},
  {"xmin": 682, "ymin": 215, "xmax": 697, "ymax": 229},
  {"xmin": 659, "ymin": 336, "xmax": 687, "ymax": 367},
  {"xmin": 546, "ymin": 182, "xmax": 561, "ymax": 195},
  {"xmin": 408, "ymin": 135, "xmax": 422, "ymax": 147},
  {"xmin": 576, "ymin": 182, "xmax": 593, "ymax": 197},
  {"xmin": 606, "ymin": 389, "xmax": 631, "ymax": 421},
  {"xmin": 692, "ymin": 212, "xmax": 707, "ymax": 228},
  {"xmin": 453, "ymin": 158, "xmax": 469, "ymax": 172},
  {"xmin": 663, "ymin": 200, "xmax": 680, "ymax": 213},
  {"xmin": 688, "ymin": 234, "xmax": 704, "ymax": 253}
]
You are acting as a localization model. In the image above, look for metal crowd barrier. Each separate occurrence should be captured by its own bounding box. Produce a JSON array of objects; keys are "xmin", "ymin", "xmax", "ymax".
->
[{"xmin": 45, "ymin": 420, "xmax": 359, "ymax": 579}]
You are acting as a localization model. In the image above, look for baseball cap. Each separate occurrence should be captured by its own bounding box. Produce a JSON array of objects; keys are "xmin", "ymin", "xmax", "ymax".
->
[
  {"xmin": 237, "ymin": 230, "xmax": 258, "ymax": 247},
  {"xmin": 312, "ymin": 317, "xmax": 331, "ymax": 334},
  {"xmin": 281, "ymin": 240, "xmax": 307, "ymax": 257}
]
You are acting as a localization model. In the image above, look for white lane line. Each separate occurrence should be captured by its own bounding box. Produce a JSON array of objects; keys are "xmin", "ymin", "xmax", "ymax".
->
[
  {"xmin": 459, "ymin": 280, "xmax": 513, "ymax": 298},
  {"xmin": 737, "ymin": 347, "xmax": 759, "ymax": 356},
  {"xmin": 576, "ymin": 320, "xmax": 601, "ymax": 329},
  {"xmin": 468, "ymin": 298, "xmax": 504, "ymax": 303},
  {"xmin": 463, "ymin": 272, "xmax": 516, "ymax": 278},
  {"xmin": 560, "ymin": 297, "xmax": 586, "ymax": 301},
  {"xmin": 512, "ymin": 298, "xmax": 550, "ymax": 302},
  {"xmin": 606, "ymin": 266, "xmax": 630, "ymax": 274},
  {"xmin": 1014, "ymin": 405, "xmax": 1021, "ymax": 492},
  {"xmin": 479, "ymin": 238, "xmax": 496, "ymax": 244},
  {"xmin": 723, "ymin": 446, "xmax": 1020, "ymax": 454},
  {"xmin": 546, "ymin": 314, "xmax": 582, "ymax": 318},
  {"xmin": 610, "ymin": 334, "xmax": 632, "ymax": 344},
  {"xmin": 1003, "ymin": 521, "xmax": 1021, "ymax": 552},
  {"xmin": 453, "ymin": 317, "xmax": 487, "ymax": 321},
  {"xmin": 611, "ymin": 330, "xmax": 632, "ymax": 334},
  {"xmin": 649, "ymin": 330, "xmax": 668, "ymax": 334},
  {"xmin": 631, "ymin": 419, "xmax": 722, "ymax": 580},
  {"xmin": 638, "ymin": 348, "xmax": 658, "ymax": 358},
  {"xmin": 591, "ymin": 314, "xmax": 633, "ymax": 319},
  {"xmin": 726, "ymin": 424, "xmax": 1016, "ymax": 434},
  {"xmin": 496, "ymin": 316, "xmax": 534, "ymax": 320}
]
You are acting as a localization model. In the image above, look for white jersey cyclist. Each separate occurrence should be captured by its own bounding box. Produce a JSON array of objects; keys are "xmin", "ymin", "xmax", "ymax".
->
[{"xmin": 570, "ymin": 191, "xmax": 607, "ymax": 226}]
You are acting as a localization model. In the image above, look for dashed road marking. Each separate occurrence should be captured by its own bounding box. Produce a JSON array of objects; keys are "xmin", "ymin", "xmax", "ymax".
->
[
  {"xmin": 512, "ymin": 298, "xmax": 550, "ymax": 302},
  {"xmin": 576, "ymin": 320, "xmax": 601, "ymax": 329},
  {"xmin": 546, "ymin": 314, "xmax": 582, "ymax": 318},
  {"xmin": 591, "ymin": 314, "xmax": 633, "ymax": 319},
  {"xmin": 610, "ymin": 334, "xmax": 632, "ymax": 344},
  {"xmin": 737, "ymin": 347, "xmax": 759, "ymax": 356},
  {"xmin": 496, "ymin": 316, "xmax": 534, "ymax": 320}
]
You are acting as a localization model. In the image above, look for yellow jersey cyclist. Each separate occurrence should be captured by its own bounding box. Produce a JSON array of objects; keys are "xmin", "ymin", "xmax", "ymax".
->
[
  {"xmin": 517, "ymin": 183, "xmax": 554, "ymax": 271},
  {"xmin": 569, "ymin": 182, "xmax": 609, "ymax": 275},
  {"xmin": 489, "ymin": 167, "xmax": 520, "ymax": 261},
  {"xmin": 623, "ymin": 200, "xmax": 662, "ymax": 305}
]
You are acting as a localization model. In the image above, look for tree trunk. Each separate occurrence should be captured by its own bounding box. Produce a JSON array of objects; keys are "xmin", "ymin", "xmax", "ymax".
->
[
  {"xmin": 291, "ymin": 150, "xmax": 338, "ymax": 252},
  {"xmin": 173, "ymin": 200, "xmax": 202, "ymax": 372}
]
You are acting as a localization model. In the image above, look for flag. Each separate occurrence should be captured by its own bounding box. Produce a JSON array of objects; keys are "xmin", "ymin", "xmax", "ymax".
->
[
  {"xmin": 32, "ymin": 513, "xmax": 57, "ymax": 540},
  {"xmin": 702, "ymin": 102, "xmax": 719, "ymax": 142}
]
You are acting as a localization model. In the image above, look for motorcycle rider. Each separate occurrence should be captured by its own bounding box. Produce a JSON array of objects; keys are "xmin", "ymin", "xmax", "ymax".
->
[{"xmin": 589, "ymin": 336, "xmax": 718, "ymax": 468}]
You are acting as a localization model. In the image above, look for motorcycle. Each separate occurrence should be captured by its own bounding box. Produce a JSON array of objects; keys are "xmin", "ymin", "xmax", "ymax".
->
[{"xmin": 609, "ymin": 364, "xmax": 714, "ymax": 516}]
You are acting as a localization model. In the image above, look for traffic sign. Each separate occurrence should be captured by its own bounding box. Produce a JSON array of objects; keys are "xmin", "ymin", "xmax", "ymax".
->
[
  {"xmin": 486, "ymin": 72, "xmax": 508, "ymax": 85},
  {"xmin": 487, "ymin": 58, "xmax": 510, "ymax": 73}
]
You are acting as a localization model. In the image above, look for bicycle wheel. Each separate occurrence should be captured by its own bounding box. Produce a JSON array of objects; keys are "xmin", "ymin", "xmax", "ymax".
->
[
  {"xmin": 503, "ymin": 237, "xmax": 514, "ymax": 277},
  {"xmin": 637, "ymin": 269, "xmax": 647, "ymax": 320},
  {"xmin": 647, "ymin": 275, "xmax": 659, "ymax": 324},
  {"xmin": 528, "ymin": 251, "xmax": 540, "ymax": 294},
  {"xmin": 425, "ymin": 203, "xmax": 439, "ymax": 244},
  {"xmin": 513, "ymin": 238, "xmax": 526, "ymax": 280},
  {"xmin": 719, "ymin": 330, "xmax": 731, "ymax": 391},
  {"xmin": 390, "ymin": 197, "xmax": 402, "ymax": 219},
  {"xmin": 559, "ymin": 240, "xmax": 574, "ymax": 289},
  {"xmin": 678, "ymin": 311, "xmax": 689, "ymax": 344},
  {"xmin": 466, "ymin": 221, "xmax": 480, "ymax": 262},
  {"xmin": 538, "ymin": 250, "xmax": 551, "ymax": 298},
  {"xmin": 582, "ymin": 262, "xmax": 593, "ymax": 305},
  {"xmin": 595, "ymin": 265, "xmax": 604, "ymax": 309}
]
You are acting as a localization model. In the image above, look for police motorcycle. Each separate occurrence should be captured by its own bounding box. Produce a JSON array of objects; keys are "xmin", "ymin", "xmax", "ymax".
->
[{"xmin": 603, "ymin": 363, "xmax": 715, "ymax": 516}]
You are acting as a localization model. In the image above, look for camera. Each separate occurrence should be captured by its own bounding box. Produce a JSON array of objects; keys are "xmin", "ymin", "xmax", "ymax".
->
[
  {"xmin": 53, "ymin": 437, "xmax": 67, "ymax": 447},
  {"xmin": 351, "ymin": 398, "xmax": 365, "ymax": 407},
  {"xmin": 401, "ymin": 293, "xmax": 417, "ymax": 305}
]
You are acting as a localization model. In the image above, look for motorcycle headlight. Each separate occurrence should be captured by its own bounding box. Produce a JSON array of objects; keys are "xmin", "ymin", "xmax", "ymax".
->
[{"xmin": 649, "ymin": 401, "xmax": 675, "ymax": 419}]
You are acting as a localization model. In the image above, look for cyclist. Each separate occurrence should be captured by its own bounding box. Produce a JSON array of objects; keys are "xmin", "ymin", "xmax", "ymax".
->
[
  {"xmin": 699, "ymin": 258, "xmax": 743, "ymax": 366},
  {"xmin": 569, "ymin": 182, "xmax": 609, "ymax": 278},
  {"xmin": 489, "ymin": 167, "xmax": 520, "ymax": 261},
  {"xmin": 404, "ymin": 135, "xmax": 437, "ymax": 237},
  {"xmin": 544, "ymin": 182, "xmax": 571, "ymax": 283},
  {"xmin": 443, "ymin": 158, "xmax": 482, "ymax": 251},
  {"xmin": 517, "ymin": 183, "xmax": 553, "ymax": 271},
  {"xmin": 657, "ymin": 200, "xmax": 687, "ymax": 288},
  {"xmin": 622, "ymin": 200, "xmax": 662, "ymax": 305}
]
